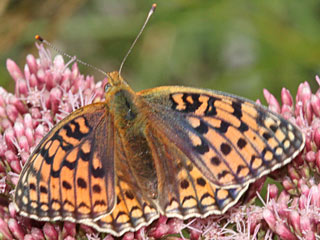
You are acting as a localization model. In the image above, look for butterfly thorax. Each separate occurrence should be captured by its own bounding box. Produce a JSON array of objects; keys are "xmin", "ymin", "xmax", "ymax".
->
[{"xmin": 105, "ymin": 72, "xmax": 159, "ymax": 200}]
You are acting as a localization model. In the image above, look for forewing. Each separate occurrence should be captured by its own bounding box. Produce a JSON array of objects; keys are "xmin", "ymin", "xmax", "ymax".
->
[
  {"xmin": 14, "ymin": 102, "xmax": 116, "ymax": 223},
  {"xmin": 138, "ymin": 86, "xmax": 305, "ymax": 188}
]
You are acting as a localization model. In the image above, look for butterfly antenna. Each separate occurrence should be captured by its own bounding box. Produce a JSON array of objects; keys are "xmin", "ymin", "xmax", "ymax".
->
[
  {"xmin": 118, "ymin": 3, "xmax": 157, "ymax": 76},
  {"xmin": 35, "ymin": 35, "xmax": 108, "ymax": 77}
]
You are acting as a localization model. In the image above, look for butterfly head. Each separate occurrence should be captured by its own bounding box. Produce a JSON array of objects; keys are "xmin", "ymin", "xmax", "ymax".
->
[
  {"xmin": 105, "ymin": 71, "xmax": 131, "ymax": 94},
  {"xmin": 106, "ymin": 71, "xmax": 124, "ymax": 87}
]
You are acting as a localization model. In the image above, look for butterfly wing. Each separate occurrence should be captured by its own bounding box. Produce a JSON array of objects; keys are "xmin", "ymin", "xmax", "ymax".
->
[
  {"xmin": 14, "ymin": 102, "xmax": 116, "ymax": 223},
  {"xmin": 144, "ymin": 124, "xmax": 250, "ymax": 218},
  {"xmin": 138, "ymin": 86, "xmax": 305, "ymax": 189},
  {"xmin": 86, "ymin": 133, "xmax": 160, "ymax": 236}
]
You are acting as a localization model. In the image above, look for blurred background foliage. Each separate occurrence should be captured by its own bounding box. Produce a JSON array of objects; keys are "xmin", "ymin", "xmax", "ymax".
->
[{"xmin": 0, "ymin": 0, "xmax": 320, "ymax": 102}]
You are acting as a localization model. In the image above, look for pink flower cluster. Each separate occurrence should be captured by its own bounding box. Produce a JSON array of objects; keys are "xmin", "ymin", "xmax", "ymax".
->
[{"xmin": 0, "ymin": 44, "xmax": 319, "ymax": 239}]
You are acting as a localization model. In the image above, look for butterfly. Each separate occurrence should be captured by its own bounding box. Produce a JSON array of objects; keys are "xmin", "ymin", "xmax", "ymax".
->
[{"xmin": 14, "ymin": 71, "xmax": 305, "ymax": 237}]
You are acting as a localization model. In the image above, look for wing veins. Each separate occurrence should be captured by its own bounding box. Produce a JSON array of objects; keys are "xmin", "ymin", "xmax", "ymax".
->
[
  {"xmin": 37, "ymin": 138, "xmax": 55, "ymax": 216},
  {"xmin": 148, "ymin": 97, "xmax": 280, "ymax": 186},
  {"xmin": 187, "ymin": 107, "xmax": 282, "ymax": 172},
  {"xmin": 148, "ymin": 129, "xmax": 181, "ymax": 210}
]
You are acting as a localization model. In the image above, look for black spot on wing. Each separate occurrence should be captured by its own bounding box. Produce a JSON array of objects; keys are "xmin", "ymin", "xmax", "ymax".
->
[
  {"xmin": 270, "ymin": 125, "xmax": 278, "ymax": 133},
  {"xmin": 231, "ymin": 101, "xmax": 243, "ymax": 119},
  {"xmin": 93, "ymin": 184, "xmax": 101, "ymax": 193},
  {"xmin": 217, "ymin": 170, "xmax": 229, "ymax": 180},
  {"xmin": 29, "ymin": 183, "xmax": 36, "ymax": 190},
  {"xmin": 205, "ymin": 97, "xmax": 218, "ymax": 116},
  {"xmin": 39, "ymin": 146, "xmax": 54, "ymax": 165},
  {"xmin": 44, "ymin": 154, "xmax": 55, "ymax": 165},
  {"xmin": 263, "ymin": 132, "xmax": 272, "ymax": 140},
  {"xmin": 220, "ymin": 143, "xmax": 231, "ymax": 155},
  {"xmin": 79, "ymin": 147, "xmax": 92, "ymax": 161},
  {"xmin": 93, "ymin": 200, "xmax": 106, "ymax": 207},
  {"xmin": 196, "ymin": 177, "xmax": 206, "ymax": 186},
  {"xmin": 40, "ymin": 186, "xmax": 47, "ymax": 193},
  {"xmin": 180, "ymin": 179, "xmax": 189, "ymax": 189},
  {"xmin": 193, "ymin": 138, "xmax": 209, "ymax": 154},
  {"xmin": 51, "ymin": 169, "xmax": 60, "ymax": 178},
  {"xmin": 125, "ymin": 191, "xmax": 134, "ymax": 200},
  {"xmin": 62, "ymin": 181, "xmax": 72, "ymax": 190},
  {"xmin": 239, "ymin": 122, "xmax": 249, "ymax": 132},
  {"xmin": 77, "ymin": 178, "xmax": 87, "ymax": 188},
  {"xmin": 237, "ymin": 138, "xmax": 247, "ymax": 149},
  {"xmin": 183, "ymin": 94, "xmax": 202, "ymax": 113},
  {"xmin": 63, "ymin": 200, "xmax": 74, "ymax": 207},
  {"xmin": 91, "ymin": 165, "xmax": 105, "ymax": 178},
  {"xmin": 64, "ymin": 118, "xmax": 91, "ymax": 139},
  {"xmin": 59, "ymin": 142, "xmax": 73, "ymax": 152},
  {"xmin": 211, "ymin": 156, "xmax": 221, "ymax": 166},
  {"xmin": 214, "ymin": 121, "xmax": 230, "ymax": 134},
  {"xmin": 62, "ymin": 160, "xmax": 76, "ymax": 170},
  {"xmin": 78, "ymin": 202, "xmax": 90, "ymax": 209},
  {"xmin": 194, "ymin": 120, "xmax": 209, "ymax": 134}
]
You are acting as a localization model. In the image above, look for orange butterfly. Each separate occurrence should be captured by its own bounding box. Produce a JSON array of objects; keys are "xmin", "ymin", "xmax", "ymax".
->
[
  {"xmin": 14, "ymin": 4, "xmax": 305, "ymax": 237},
  {"xmin": 14, "ymin": 71, "xmax": 305, "ymax": 236}
]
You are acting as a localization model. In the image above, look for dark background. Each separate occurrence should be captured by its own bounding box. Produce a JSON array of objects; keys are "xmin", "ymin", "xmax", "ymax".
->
[{"xmin": 1, "ymin": 0, "xmax": 320, "ymax": 103}]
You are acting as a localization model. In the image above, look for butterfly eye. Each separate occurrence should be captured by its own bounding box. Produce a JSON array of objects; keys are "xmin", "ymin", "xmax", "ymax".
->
[{"xmin": 104, "ymin": 83, "xmax": 112, "ymax": 92}]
